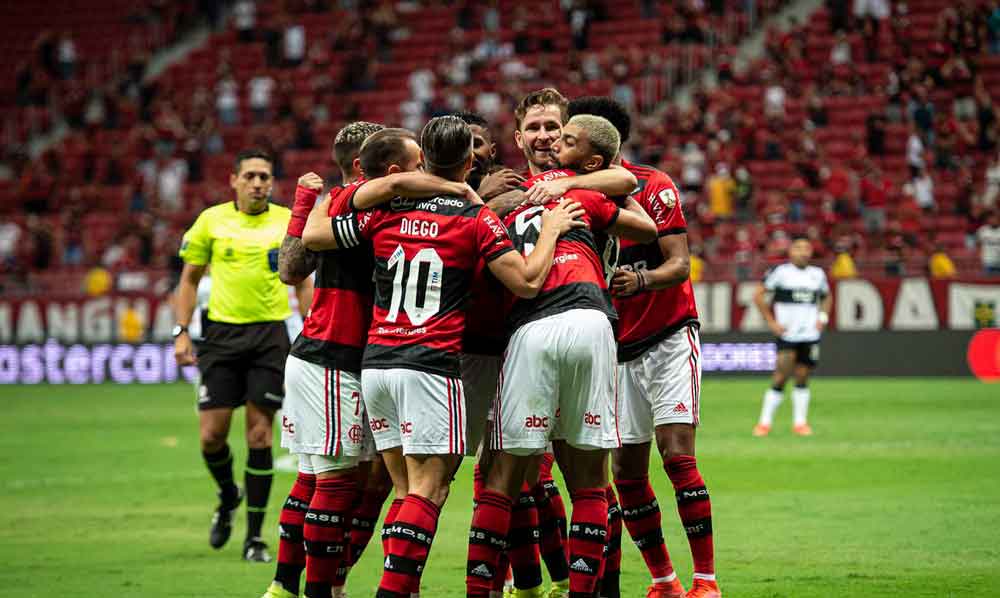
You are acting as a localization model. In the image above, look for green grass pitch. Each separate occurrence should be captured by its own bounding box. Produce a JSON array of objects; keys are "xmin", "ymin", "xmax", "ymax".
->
[{"xmin": 1, "ymin": 378, "xmax": 998, "ymax": 597}]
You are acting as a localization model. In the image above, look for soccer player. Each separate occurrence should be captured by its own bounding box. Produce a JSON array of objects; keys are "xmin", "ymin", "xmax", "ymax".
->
[
  {"xmin": 455, "ymin": 110, "xmax": 526, "ymax": 202},
  {"xmin": 753, "ymin": 236, "xmax": 832, "ymax": 437},
  {"xmin": 564, "ymin": 96, "xmax": 720, "ymax": 598},
  {"xmin": 466, "ymin": 114, "xmax": 658, "ymax": 598},
  {"xmin": 303, "ymin": 118, "xmax": 585, "ymax": 598},
  {"xmin": 173, "ymin": 149, "xmax": 313, "ymax": 562}
]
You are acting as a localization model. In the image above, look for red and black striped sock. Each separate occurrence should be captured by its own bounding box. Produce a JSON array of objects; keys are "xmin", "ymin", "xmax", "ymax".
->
[
  {"xmin": 473, "ymin": 463, "xmax": 485, "ymax": 502},
  {"xmin": 614, "ymin": 476, "xmax": 674, "ymax": 581},
  {"xmin": 532, "ymin": 479, "xmax": 569, "ymax": 582},
  {"xmin": 380, "ymin": 498, "xmax": 404, "ymax": 557},
  {"xmin": 666, "ymin": 455, "xmax": 715, "ymax": 579},
  {"xmin": 303, "ymin": 476, "xmax": 358, "ymax": 598},
  {"xmin": 491, "ymin": 552, "xmax": 511, "ymax": 594},
  {"xmin": 567, "ymin": 487, "xmax": 608, "ymax": 598},
  {"xmin": 508, "ymin": 485, "xmax": 543, "ymax": 590},
  {"xmin": 348, "ymin": 483, "xmax": 392, "ymax": 566},
  {"xmin": 377, "ymin": 494, "xmax": 440, "ymax": 598},
  {"xmin": 273, "ymin": 472, "xmax": 316, "ymax": 595},
  {"xmin": 466, "ymin": 489, "xmax": 513, "ymax": 598},
  {"xmin": 599, "ymin": 485, "xmax": 622, "ymax": 598}
]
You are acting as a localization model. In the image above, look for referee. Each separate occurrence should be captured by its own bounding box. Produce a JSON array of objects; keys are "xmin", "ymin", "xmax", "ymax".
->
[{"xmin": 173, "ymin": 149, "xmax": 312, "ymax": 562}]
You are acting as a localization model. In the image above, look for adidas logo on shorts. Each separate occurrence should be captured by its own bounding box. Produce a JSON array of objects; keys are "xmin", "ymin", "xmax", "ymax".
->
[
  {"xmin": 570, "ymin": 558, "xmax": 592, "ymax": 574},
  {"xmin": 470, "ymin": 563, "xmax": 492, "ymax": 578},
  {"xmin": 672, "ymin": 403, "xmax": 689, "ymax": 414}
]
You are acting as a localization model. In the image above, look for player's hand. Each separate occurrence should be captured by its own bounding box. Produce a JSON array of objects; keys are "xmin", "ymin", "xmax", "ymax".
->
[
  {"xmin": 174, "ymin": 333, "xmax": 197, "ymax": 366},
  {"xmin": 768, "ymin": 321, "xmax": 787, "ymax": 337},
  {"xmin": 477, "ymin": 168, "xmax": 525, "ymax": 200},
  {"xmin": 541, "ymin": 199, "xmax": 586, "ymax": 235},
  {"xmin": 462, "ymin": 183, "xmax": 484, "ymax": 205},
  {"xmin": 611, "ymin": 268, "xmax": 640, "ymax": 296},
  {"xmin": 816, "ymin": 318, "xmax": 827, "ymax": 332},
  {"xmin": 297, "ymin": 172, "xmax": 324, "ymax": 191},
  {"xmin": 524, "ymin": 178, "xmax": 571, "ymax": 206}
]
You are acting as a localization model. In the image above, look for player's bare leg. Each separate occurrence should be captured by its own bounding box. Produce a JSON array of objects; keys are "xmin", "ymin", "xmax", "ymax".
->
[
  {"xmin": 612, "ymin": 442, "xmax": 683, "ymax": 597},
  {"xmin": 654, "ymin": 424, "xmax": 720, "ymax": 598},
  {"xmin": 244, "ymin": 401, "xmax": 277, "ymax": 562},
  {"xmin": 199, "ymin": 407, "xmax": 242, "ymax": 549},
  {"xmin": 552, "ymin": 441, "xmax": 610, "ymax": 598},
  {"xmin": 754, "ymin": 350, "xmax": 795, "ymax": 436},
  {"xmin": 791, "ymin": 364, "xmax": 814, "ymax": 435}
]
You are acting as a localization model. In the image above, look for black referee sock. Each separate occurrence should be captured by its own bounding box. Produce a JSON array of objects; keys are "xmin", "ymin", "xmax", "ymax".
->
[
  {"xmin": 246, "ymin": 447, "xmax": 274, "ymax": 540},
  {"xmin": 202, "ymin": 444, "xmax": 239, "ymax": 501}
]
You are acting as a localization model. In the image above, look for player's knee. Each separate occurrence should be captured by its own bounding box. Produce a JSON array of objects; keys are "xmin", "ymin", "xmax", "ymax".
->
[
  {"xmin": 246, "ymin": 424, "xmax": 273, "ymax": 448},
  {"xmin": 611, "ymin": 448, "xmax": 647, "ymax": 481},
  {"xmin": 200, "ymin": 428, "xmax": 227, "ymax": 452}
]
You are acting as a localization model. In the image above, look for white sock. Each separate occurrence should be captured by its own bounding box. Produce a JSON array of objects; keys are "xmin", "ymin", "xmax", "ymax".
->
[
  {"xmin": 793, "ymin": 386, "xmax": 811, "ymax": 426},
  {"xmin": 652, "ymin": 571, "xmax": 678, "ymax": 583},
  {"xmin": 693, "ymin": 572, "xmax": 717, "ymax": 581},
  {"xmin": 759, "ymin": 388, "xmax": 783, "ymax": 426}
]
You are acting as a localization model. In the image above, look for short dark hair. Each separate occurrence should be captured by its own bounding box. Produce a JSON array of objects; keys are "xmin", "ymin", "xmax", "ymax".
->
[
  {"xmin": 567, "ymin": 96, "xmax": 632, "ymax": 143},
  {"xmin": 359, "ymin": 128, "xmax": 417, "ymax": 179},
  {"xmin": 791, "ymin": 234, "xmax": 811, "ymax": 243},
  {"xmin": 233, "ymin": 148, "xmax": 273, "ymax": 173},
  {"xmin": 514, "ymin": 87, "xmax": 568, "ymax": 129},
  {"xmin": 334, "ymin": 121, "xmax": 385, "ymax": 175},
  {"xmin": 453, "ymin": 111, "xmax": 492, "ymax": 140},
  {"xmin": 421, "ymin": 116, "xmax": 472, "ymax": 177}
]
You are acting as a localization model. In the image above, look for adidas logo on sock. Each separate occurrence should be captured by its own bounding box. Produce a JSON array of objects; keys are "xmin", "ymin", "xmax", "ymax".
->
[
  {"xmin": 470, "ymin": 563, "xmax": 492, "ymax": 578},
  {"xmin": 672, "ymin": 403, "xmax": 689, "ymax": 414},
  {"xmin": 570, "ymin": 558, "xmax": 592, "ymax": 574}
]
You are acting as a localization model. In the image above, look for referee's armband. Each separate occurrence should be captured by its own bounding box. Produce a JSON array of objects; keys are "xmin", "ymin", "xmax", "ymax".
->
[{"xmin": 332, "ymin": 214, "xmax": 363, "ymax": 249}]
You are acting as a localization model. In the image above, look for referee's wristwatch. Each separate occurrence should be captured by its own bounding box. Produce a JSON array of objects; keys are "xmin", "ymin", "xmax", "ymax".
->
[{"xmin": 172, "ymin": 324, "xmax": 189, "ymax": 338}]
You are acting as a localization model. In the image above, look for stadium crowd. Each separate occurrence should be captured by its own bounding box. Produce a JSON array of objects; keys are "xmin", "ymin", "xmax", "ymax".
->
[{"xmin": 2, "ymin": 0, "xmax": 1000, "ymax": 297}]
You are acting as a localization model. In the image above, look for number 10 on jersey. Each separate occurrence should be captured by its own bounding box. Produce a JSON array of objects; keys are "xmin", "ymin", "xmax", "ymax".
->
[{"xmin": 386, "ymin": 244, "xmax": 444, "ymax": 326}]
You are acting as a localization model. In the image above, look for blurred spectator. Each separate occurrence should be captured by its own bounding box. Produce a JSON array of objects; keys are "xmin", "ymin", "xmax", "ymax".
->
[
  {"xmin": 248, "ymin": 74, "xmax": 275, "ymax": 124},
  {"xmin": 908, "ymin": 167, "xmax": 935, "ymax": 212},
  {"xmin": 689, "ymin": 247, "xmax": 705, "ymax": 282},
  {"xmin": 830, "ymin": 249, "xmax": 858, "ymax": 279},
  {"xmin": 975, "ymin": 81, "xmax": 998, "ymax": 151},
  {"xmin": 866, "ymin": 112, "xmax": 885, "ymax": 155},
  {"xmin": 860, "ymin": 166, "xmax": 891, "ymax": 232},
  {"xmin": 706, "ymin": 163, "xmax": 735, "ymax": 220},
  {"xmin": 0, "ymin": 219, "xmax": 21, "ymax": 270},
  {"xmin": 733, "ymin": 226, "xmax": 754, "ymax": 280},
  {"xmin": 763, "ymin": 72, "xmax": 786, "ymax": 122},
  {"xmin": 283, "ymin": 21, "xmax": 306, "ymax": 68},
  {"xmin": 908, "ymin": 85, "xmax": 935, "ymax": 138},
  {"xmin": 680, "ymin": 141, "xmax": 706, "ymax": 194},
  {"xmin": 233, "ymin": 0, "xmax": 256, "ymax": 42},
  {"xmin": 568, "ymin": 0, "xmax": 593, "ymax": 50},
  {"xmin": 928, "ymin": 244, "xmax": 957, "ymax": 278},
  {"xmin": 482, "ymin": 0, "xmax": 500, "ymax": 32},
  {"xmin": 216, "ymin": 70, "xmax": 240, "ymax": 126},
  {"xmin": 733, "ymin": 165, "xmax": 754, "ymax": 221},
  {"xmin": 24, "ymin": 215, "xmax": 53, "ymax": 270},
  {"xmin": 981, "ymin": 152, "xmax": 1000, "ymax": 209},
  {"xmin": 978, "ymin": 211, "xmax": 1000, "ymax": 274},
  {"xmin": 57, "ymin": 32, "xmax": 77, "ymax": 80},
  {"xmin": 854, "ymin": 0, "xmax": 889, "ymax": 62},
  {"xmin": 830, "ymin": 30, "xmax": 851, "ymax": 66},
  {"xmin": 906, "ymin": 122, "xmax": 925, "ymax": 177},
  {"xmin": 807, "ymin": 87, "xmax": 829, "ymax": 127}
]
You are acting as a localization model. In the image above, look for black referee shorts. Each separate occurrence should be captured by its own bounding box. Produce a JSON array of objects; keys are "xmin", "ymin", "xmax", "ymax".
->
[
  {"xmin": 194, "ymin": 319, "xmax": 290, "ymax": 411},
  {"xmin": 775, "ymin": 339, "xmax": 820, "ymax": 368}
]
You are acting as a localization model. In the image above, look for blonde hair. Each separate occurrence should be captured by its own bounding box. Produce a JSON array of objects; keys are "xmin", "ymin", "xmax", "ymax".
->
[{"xmin": 567, "ymin": 114, "xmax": 620, "ymax": 168}]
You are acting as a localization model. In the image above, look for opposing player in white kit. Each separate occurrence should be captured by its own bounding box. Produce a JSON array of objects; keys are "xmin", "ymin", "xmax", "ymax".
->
[{"xmin": 753, "ymin": 236, "xmax": 832, "ymax": 437}]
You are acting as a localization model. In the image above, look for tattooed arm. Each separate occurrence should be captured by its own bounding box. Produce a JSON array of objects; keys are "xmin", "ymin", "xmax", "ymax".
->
[
  {"xmin": 278, "ymin": 234, "xmax": 319, "ymax": 285},
  {"xmin": 486, "ymin": 189, "xmax": 528, "ymax": 218}
]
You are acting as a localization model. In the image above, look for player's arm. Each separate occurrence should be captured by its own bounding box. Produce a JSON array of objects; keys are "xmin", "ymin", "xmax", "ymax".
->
[
  {"xmin": 607, "ymin": 197, "xmax": 657, "ymax": 242},
  {"xmin": 281, "ymin": 173, "xmax": 325, "ymax": 283},
  {"xmin": 488, "ymin": 201, "xmax": 585, "ymax": 298},
  {"xmin": 351, "ymin": 172, "xmax": 477, "ymax": 210},
  {"xmin": 817, "ymin": 290, "xmax": 833, "ymax": 332},
  {"xmin": 294, "ymin": 277, "xmax": 314, "ymax": 318},
  {"xmin": 611, "ymin": 233, "xmax": 690, "ymax": 296},
  {"xmin": 523, "ymin": 165, "xmax": 637, "ymax": 204},
  {"xmin": 173, "ymin": 262, "xmax": 206, "ymax": 365},
  {"xmin": 302, "ymin": 193, "xmax": 339, "ymax": 250},
  {"xmin": 485, "ymin": 188, "xmax": 528, "ymax": 218},
  {"xmin": 754, "ymin": 282, "xmax": 785, "ymax": 336}
]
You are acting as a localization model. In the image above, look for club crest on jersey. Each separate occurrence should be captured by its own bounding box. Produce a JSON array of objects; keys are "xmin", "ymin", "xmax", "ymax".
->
[{"xmin": 658, "ymin": 188, "xmax": 678, "ymax": 209}]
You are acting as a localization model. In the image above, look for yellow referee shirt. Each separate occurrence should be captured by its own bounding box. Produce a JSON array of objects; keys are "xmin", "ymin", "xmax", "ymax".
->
[{"xmin": 179, "ymin": 201, "xmax": 292, "ymax": 324}]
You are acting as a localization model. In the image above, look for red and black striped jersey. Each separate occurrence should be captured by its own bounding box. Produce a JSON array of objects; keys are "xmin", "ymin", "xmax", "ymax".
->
[
  {"xmin": 614, "ymin": 160, "xmax": 699, "ymax": 363},
  {"xmin": 290, "ymin": 182, "xmax": 374, "ymax": 374},
  {"xmin": 504, "ymin": 168, "xmax": 620, "ymax": 332},
  {"xmin": 332, "ymin": 195, "xmax": 515, "ymax": 377}
]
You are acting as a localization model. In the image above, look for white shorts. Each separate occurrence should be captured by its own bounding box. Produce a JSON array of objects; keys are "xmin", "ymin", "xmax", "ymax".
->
[
  {"xmin": 361, "ymin": 368, "xmax": 467, "ymax": 455},
  {"xmin": 461, "ymin": 353, "xmax": 501, "ymax": 457},
  {"xmin": 280, "ymin": 355, "xmax": 372, "ymax": 462},
  {"xmin": 617, "ymin": 324, "xmax": 702, "ymax": 444},
  {"xmin": 493, "ymin": 309, "xmax": 619, "ymax": 455}
]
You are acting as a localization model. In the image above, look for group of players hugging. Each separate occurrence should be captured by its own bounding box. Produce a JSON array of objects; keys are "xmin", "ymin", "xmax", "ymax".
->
[{"xmin": 262, "ymin": 88, "xmax": 717, "ymax": 598}]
